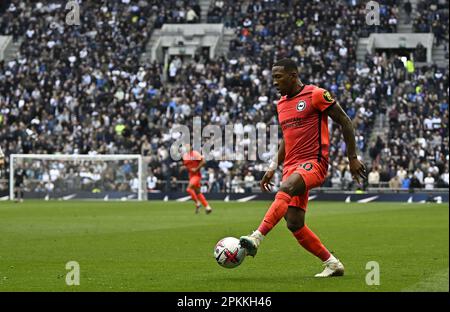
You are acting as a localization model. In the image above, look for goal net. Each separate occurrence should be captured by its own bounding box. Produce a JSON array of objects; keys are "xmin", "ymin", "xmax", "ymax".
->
[{"xmin": 9, "ymin": 154, "xmax": 145, "ymax": 201}]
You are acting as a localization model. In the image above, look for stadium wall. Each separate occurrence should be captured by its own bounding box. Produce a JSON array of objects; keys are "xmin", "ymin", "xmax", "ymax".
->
[
  {"xmin": 146, "ymin": 192, "xmax": 448, "ymax": 203},
  {"xmin": 1, "ymin": 190, "xmax": 447, "ymax": 203}
]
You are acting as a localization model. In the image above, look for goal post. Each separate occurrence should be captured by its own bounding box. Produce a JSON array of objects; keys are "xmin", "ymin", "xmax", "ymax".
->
[{"xmin": 9, "ymin": 154, "xmax": 146, "ymax": 201}]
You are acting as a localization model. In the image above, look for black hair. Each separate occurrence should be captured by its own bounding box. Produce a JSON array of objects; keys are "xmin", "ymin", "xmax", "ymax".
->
[{"xmin": 272, "ymin": 58, "xmax": 298, "ymax": 73}]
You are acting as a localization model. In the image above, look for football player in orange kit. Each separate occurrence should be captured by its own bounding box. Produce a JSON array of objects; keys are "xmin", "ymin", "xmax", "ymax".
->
[
  {"xmin": 182, "ymin": 144, "xmax": 212, "ymax": 214},
  {"xmin": 240, "ymin": 58, "xmax": 367, "ymax": 277}
]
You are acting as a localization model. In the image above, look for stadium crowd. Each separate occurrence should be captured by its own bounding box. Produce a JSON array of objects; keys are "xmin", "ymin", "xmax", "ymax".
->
[
  {"xmin": 209, "ymin": 0, "xmax": 401, "ymax": 35},
  {"xmin": 154, "ymin": 0, "xmax": 201, "ymax": 27},
  {"xmin": 0, "ymin": 0, "xmax": 448, "ymax": 195},
  {"xmin": 15, "ymin": 159, "xmax": 139, "ymax": 195},
  {"xmin": 413, "ymin": 0, "xmax": 449, "ymax": 47}
]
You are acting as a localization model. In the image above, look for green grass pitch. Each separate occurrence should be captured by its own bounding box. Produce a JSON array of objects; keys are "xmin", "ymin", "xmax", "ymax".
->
[{"xmin": 0, "ymin": 200, "xmax": 448, "ymax": 291}]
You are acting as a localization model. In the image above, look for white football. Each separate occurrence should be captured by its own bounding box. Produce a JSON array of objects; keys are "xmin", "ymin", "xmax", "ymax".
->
[{"xmin": 214, "ymin": 237, "xmax": 246, "ymax": 268}]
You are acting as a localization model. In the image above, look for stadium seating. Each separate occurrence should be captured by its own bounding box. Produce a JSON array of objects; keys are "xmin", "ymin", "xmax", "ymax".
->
[{"xmin": 0, "ymin": 0, "xmax": 448, "ymax": 194}]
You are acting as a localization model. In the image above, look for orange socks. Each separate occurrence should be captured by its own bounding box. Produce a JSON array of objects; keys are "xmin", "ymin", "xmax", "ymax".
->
[
  {"xmin": 293, "ymin": 226, "xmax": 331, "ymax": 262},
  {"xmin": 186, "ymin": 188, "xmax": 198, "ymax": 204},
  {"xmin": 197, "ymin": 193, "xmax": 209, "ymax": 207},
  {"xmin": 255, "ymin": 191, "xmax": 331, "ymax": 262},
  {"xmin": 257, "ymin": 191, "xmax": 292, "ymax": 236},
  {"xmin": 186, "ymin": 189, "xmax": 210, "ymax": 209}
]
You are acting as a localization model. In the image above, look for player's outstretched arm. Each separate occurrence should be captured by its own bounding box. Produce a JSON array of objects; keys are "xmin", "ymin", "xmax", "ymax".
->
[
  {"xmin": 260, "ymin": 139, "xmax": 285, "ymax": 192},
  {"xmin": 326, "ymin": 103, "xmax": 367, "ymax": 184}
]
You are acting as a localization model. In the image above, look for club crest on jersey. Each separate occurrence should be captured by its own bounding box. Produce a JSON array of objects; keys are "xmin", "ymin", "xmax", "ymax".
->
[
  {"xmin": 296, "ymin": 100, "xmax": 306, "ymax": 111},
  {"xmin": 323, "ymin": 91, "xmax": 334, "ymax": 103}
]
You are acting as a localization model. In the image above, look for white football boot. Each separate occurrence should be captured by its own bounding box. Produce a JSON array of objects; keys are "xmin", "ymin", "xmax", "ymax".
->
[
  {"xmin": 205, "ymin": 205, "xmax": 212, "ymax": 214},
  {"xmin": 239, "ymin": 230, "xmax": 264, "ymax": 257},
  {"xmin": 314, "ymin": 255, "xmax": 345, "ymax": 277}
]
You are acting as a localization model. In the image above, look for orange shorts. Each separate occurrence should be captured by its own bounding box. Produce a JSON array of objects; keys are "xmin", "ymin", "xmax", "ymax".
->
[
  {"xmin": 189, "ymin": 175, "xmax": 201, "ymax": 188},
  {"xmin": 282, "ymin": 160, "xmax": 328, "ymax": 211}
]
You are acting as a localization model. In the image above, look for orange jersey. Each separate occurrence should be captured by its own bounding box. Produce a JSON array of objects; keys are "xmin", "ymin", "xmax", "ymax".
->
[
  {"xmin": 277, "ymin": 85, "xmax": 335, "ymax": 168},
  {"xmin": 182, "ymin": 150, "xmax": 203, "ymax": 178}
]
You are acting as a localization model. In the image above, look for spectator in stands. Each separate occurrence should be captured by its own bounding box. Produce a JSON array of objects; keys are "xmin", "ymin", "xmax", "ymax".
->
[
  {"xmin": 231, "ymin": 175, "xmax": 244, "ymax": 193},
  {"xmin": 404, "ymin": 0, "xmax": 412, "ymax": 24},
  {"xmin": 409, "ymin": 173, "xmax": 422, "ymax": 189},
  {"xmin": 331, "ymin": 170, "xmax": 342, "ymax": 189},
  {"xmin": 244, "ymin": 171, "xmax": 255, "ymax": 193},
  {"xmin": 186, "ymin": 6, "xmax": 199, "ymax": 23},
  {"xmin": 168, "ymin": 56, "xmax": 182, "ymax": 83},
  {"xmin": 342, "ymin": 168, "xmax": 354, "ymax": 191},
  {"xmin": 397, "ymin": 166, "xmax": 408, "ymax": 183},
  {"xmin": 368, "ymin": 167, "xmax": 380, "ymax": 187},
  {"xmin": 424, "ymin": 173, "xmax": 435, "ymax": 190},
  {"xmin": 147, "ymin": 170, "xmax": 158, "ymax": 192},
  {"xmin": 130, "ymin": 175, "xmax": 140, "ymax": 193},
  {"xmin": 207, "ymin": 168, "xmax": 217, "ymax": 192},
  {"xmin": 401, "ymin": 173, "xmax": 412, "ymax": 189},
  {"xmin": 169, "ymin": 176, "xmax": 178, "ymax": 192},
  {"xmin": 389, "ymin": 175, "xmax": 402, "ymax": 189},
  {"xmin": 415, "ymin": 42, "xmax": 427, "ymax": 62},
  {"xmin": 438, "ymin": 166, "xmax": 449, "ymax": 187},
  {"xmin": 414, "ymin": 167, "xmax": 424, "ymax": 185},
  {"xmin": 388, "ymin": 11, "xmax": 398, "ymax": 33}
]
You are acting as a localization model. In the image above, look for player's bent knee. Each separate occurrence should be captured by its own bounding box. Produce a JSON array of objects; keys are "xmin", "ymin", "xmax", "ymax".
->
[
  {"xmin": 286, "ymin": 222, "xmax": 303, "ymax": 233},
  {"xmin": 286, "ymin": 221, "xmax": 304, "ymax": 233}
]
